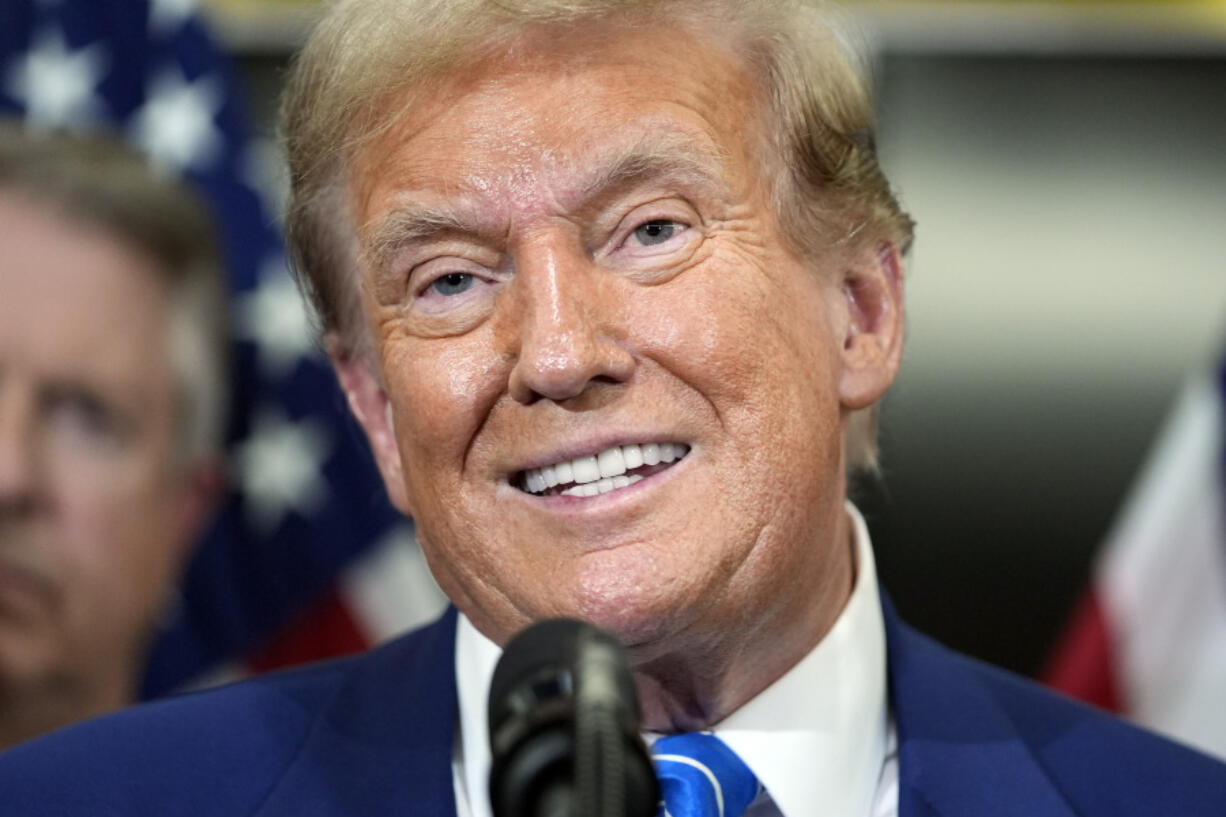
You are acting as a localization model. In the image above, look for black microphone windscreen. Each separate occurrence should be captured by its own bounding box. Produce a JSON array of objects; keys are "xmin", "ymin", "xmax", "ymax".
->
[
  {"xmin": 489, "ymin": 618, "xmax": 586, "ymax": 735},
  {"xmin": 487, "ymin": 619, "xmax": 657, "ymax": 817}
]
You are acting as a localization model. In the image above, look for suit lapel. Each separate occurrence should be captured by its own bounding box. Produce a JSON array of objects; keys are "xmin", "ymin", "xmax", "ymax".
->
[
  {"xmin": 249, "ymin": 592, "xmax": 1083, "ymax": 816},
  {"xmin": 255, "ymin": 607, "xmax": 461, "ymax": 816},
  {"xmin": 882, "ymin": 596, "xmax": 1077, "ymax": 817}
]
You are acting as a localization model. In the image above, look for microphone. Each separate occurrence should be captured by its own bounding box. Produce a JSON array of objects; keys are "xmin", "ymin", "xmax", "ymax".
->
[{"xmin": 488, "ymin": 619, "xmax": 658, "ymax": 817}]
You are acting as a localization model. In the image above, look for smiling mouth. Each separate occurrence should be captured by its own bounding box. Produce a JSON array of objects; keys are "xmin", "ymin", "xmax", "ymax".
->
[{"xmin": 515, "ymin": 442, "xmax": 691, "ymax": 498}]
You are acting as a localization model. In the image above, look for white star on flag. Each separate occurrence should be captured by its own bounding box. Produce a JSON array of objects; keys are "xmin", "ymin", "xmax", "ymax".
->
[
  {"xmin": 130, "ymin": 65, "xmax": 223, "ymax": 172},
  {"xmin": 235, "ymin": 255, "xmax": 320, "ymax": 378},
  {"xmin": 3, "ymin": 27, "xmax": 107, "ymax": 129},
  {"xmin": 149, "ymin": 0, "xmax": 199, "ymax": 35},
  {"xmin": 234, "ymin": 409, "xmax": 332, "ymax": 534}
]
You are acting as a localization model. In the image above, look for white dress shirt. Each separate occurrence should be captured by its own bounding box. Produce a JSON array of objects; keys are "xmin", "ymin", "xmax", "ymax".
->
[{"xmin": 452, "ymin": 502, "xmax": 899, "ymax": 817}]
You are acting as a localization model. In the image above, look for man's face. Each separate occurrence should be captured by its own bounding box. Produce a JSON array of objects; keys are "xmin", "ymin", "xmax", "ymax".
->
[
  {"xmin": 344, "ymin": 21, "xmax": 901, "ymax": 658},
  {"xmin": 0, "ymin": 193, "xmax": 197, "ymax": 696}
]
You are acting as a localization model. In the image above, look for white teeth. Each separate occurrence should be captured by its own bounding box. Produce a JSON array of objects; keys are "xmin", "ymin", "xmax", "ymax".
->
[
  {"xmin": 560, "ymin": 473, "xmax": 643, "ymax": 497},
  {"xmin": 521, "ymin": 443, "xmax": 689, "ymax": 496},
  {"xmin": 572, "ymin": 456, "xmax": 600, "ymax": 484},
  {"xmin": 623, "ymin": 444, "xmax": 643, "ymax": 469},
  {"xmin": 597, "ymin": 447, "xmax": 626, "ymax": 478}
]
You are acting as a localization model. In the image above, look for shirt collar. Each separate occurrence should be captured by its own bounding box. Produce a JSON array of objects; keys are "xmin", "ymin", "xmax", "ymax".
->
[
  {"xmin": 454, "ymin": 502, "xmax": 889, "ymax": 817},
  {"xmin": 455, "ymin": 605, "xmax": 501, "ymax": 817}
]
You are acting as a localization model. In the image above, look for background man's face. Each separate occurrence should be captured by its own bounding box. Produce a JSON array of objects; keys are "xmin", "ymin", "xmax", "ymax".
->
[
  {"xmin": 346, "ymin": 22, "xmax": 866, "ymax": 656},
  {"xmin": 0, "ymin": 193, "xmax": 192, "ymax": 693}
]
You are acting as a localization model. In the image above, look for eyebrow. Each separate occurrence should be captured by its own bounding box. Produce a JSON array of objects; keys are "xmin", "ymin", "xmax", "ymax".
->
[
  {"xmin": 360, "ymin": 130, "xmax": 734, "ymax": 278},
  {"xmin": 577, "ymin": 132, "xmax": 732, "ymax": 207},
  {"xmin": 363, "ymin": 205, "xmax": 474, "ymax": 279}
]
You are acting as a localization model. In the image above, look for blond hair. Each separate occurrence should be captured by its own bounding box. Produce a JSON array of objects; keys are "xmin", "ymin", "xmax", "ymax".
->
[{"xmin": 282, "ymin": 0, "xmax": 913, "ymax": 470}]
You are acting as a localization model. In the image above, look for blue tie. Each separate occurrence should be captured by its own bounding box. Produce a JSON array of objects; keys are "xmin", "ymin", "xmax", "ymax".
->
[{"xmin": 651, "ymin": 732, "xmax": 762, "ymax": 817}]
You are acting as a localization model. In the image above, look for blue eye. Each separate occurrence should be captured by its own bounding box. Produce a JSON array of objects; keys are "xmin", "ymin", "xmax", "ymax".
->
[
  {"xmin": 430, "ymin": 272, "xmax": 475, "ymax": 296},
  {"xmin": 632, "ymin": 220, "xmax": 678, "ymax": 246}
]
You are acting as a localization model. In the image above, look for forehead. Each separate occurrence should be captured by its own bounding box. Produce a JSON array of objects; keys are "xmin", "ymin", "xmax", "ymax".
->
[
  {"xmin": 0, "ymin": 192, "xmax": 174, "ymax": 398},
  {"xmin": 349, "ymin": 18, "xmax": 766, "ymax": 231}
]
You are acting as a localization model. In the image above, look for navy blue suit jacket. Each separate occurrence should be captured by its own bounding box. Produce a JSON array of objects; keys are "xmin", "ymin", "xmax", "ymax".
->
[{"xmin": 2, "ymin": 597, "xmax": 1224, "ymax": 815}]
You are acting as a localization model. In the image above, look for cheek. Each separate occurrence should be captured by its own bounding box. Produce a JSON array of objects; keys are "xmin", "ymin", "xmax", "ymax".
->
[
  {"xmin": 381, "ymin": 329, "xmax": 516, "ymax": 550},
  {"xmin": 53, "ymin": 469, "xmax": 130, "ymax": 574},
  {"xmin": 384, "ymin": 332, "xmax": 505, "ymax": 469},
  {"xmin": 631, "ymin": 255, "xmax": 846, "ymax": 550},
  {"xmin": 68, "ymin": 480, "xmax": 174, "ymax": 575},
  {"xmin": 638, "ymin": 256, "xmax": 842, "ymax": 431},
  {"xmin": 52, "ymin": 473, "xmax": 181, "ymax": 638}
]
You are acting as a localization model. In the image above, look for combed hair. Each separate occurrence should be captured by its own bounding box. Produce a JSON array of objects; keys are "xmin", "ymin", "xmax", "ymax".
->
[
  {"xmin": 0, "ymin": 122, "xmax": 229, "ymax": 461},
  {"xmin": 281, "ymin": 0, "xmax": 913, "ymax": 471}
]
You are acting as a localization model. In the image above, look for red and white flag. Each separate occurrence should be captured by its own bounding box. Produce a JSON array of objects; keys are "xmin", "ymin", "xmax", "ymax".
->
[
  {"xmin": 1044, "ymin": 366, "xmax": 1226, "ymax": 759},
  {"xmin": 188, "ymin": 524, "xmax": 447, "ymax": 690}
]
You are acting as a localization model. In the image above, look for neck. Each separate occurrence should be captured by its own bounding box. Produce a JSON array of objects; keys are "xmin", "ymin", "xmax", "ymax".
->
[
  {"xmin": 632, "ymin": 508, "xmax": 856, "ymax": 733},
  {"xmin": 0, "ymin": 669, "xmax": 133, "ymax": 752}
]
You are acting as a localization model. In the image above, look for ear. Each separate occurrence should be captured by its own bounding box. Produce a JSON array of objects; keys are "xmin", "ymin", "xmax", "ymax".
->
[
  {"xmin": 837, "ymin": 242, "xmax": 905, "ymax": 410},
  {"xmin": 327, "ymin": 333, "xmax": 411, "ymax": 514},
  {"xmin": 171, "ymin": 455, "xmax": 225, "ymax": 564}
]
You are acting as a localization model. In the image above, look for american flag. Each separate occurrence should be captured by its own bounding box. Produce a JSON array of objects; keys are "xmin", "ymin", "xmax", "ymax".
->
[
  {"xmin": 1044, "ymin": 350, "xmax": 1226, "ymax": 760},
  {"xmin": 0, "ymin": 0, "xmax": 445, "ymax": 696}
]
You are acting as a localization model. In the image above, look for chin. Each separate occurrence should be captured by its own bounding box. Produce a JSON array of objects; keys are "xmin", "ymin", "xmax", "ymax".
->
[
  {"xmin": 565, "ymin": 575, "xmax": 688, "ymax": 656},
  {"xmin": 559, "ymin": 544, "xmax": 714, "ymax": 645},
  {"xmin": 573, "ymin": 601, "xmax": 663, "ymax": 648}
]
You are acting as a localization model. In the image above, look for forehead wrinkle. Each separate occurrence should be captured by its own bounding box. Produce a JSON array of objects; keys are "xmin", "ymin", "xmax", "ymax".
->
[
  {"xmin": 574, "ymin": 130, "xmax": 735, "ymax": 206},
  {"xmin": 360, "ymin": 122, "xmax": 739, "ymax": 277}
]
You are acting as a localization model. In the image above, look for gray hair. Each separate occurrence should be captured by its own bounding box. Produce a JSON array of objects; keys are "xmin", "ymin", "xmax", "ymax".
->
[
  {"xmin": 281, "ymin": 0, "xmax": 913, "ymax": 470},
  {"xmin": 0, "ymin": 122, "xmax": 229, "ymax": 462}
]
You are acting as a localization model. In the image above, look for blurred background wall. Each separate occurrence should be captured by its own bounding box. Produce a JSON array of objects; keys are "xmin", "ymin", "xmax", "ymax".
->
[
  {"xmin": 865, "ymin": 46, "xmax": 1226, "ymax": 676},
  {"xmin": 206, "ymin": 0, "xmax": 1226, "ymax": 678}
]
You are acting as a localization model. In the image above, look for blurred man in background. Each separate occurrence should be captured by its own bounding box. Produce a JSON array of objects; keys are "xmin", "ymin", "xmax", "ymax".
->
[
  {"xmin": 2, "ymin": 0, "xmax": 447, "ymax": 695},
  {"xmin": 0, "ymin": 123, "xmax": 227, "ymax": 749}
]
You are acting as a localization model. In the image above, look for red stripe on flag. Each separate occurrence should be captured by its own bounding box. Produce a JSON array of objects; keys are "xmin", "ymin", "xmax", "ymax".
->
[
  {"xmin": 246, "ymin": 589, "xmax": 372, "ymax": 673},
  {"xmin": 1041, "ymin": 590, "xmax": 1123, "ymax": 713}
]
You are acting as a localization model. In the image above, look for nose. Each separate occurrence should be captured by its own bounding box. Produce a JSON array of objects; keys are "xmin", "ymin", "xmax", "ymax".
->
[
  {"xmin": 0, "ymin": 386, "xmax": 37, "ymax": 514},
  {"xmin": 505, "ymin": 238, "xmax": 635, "ymax": 405}
]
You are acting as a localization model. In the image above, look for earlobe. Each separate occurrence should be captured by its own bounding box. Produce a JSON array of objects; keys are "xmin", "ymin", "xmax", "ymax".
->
[
  {"xmin": 837, "ymin": 242, "xmax": 905, "ymax": 410},
  {"xmin": 328, "ymin": 334, "xmax": 411, "ymax": 513},
  {"xmin": 174, "ymin": 455, "xmax": 225, "ymax": 561}
]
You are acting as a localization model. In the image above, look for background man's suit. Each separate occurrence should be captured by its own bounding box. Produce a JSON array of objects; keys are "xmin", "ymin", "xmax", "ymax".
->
[{"xmin": 2, "ymin": 596, "xmax": 1223, "ymax": 816}]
